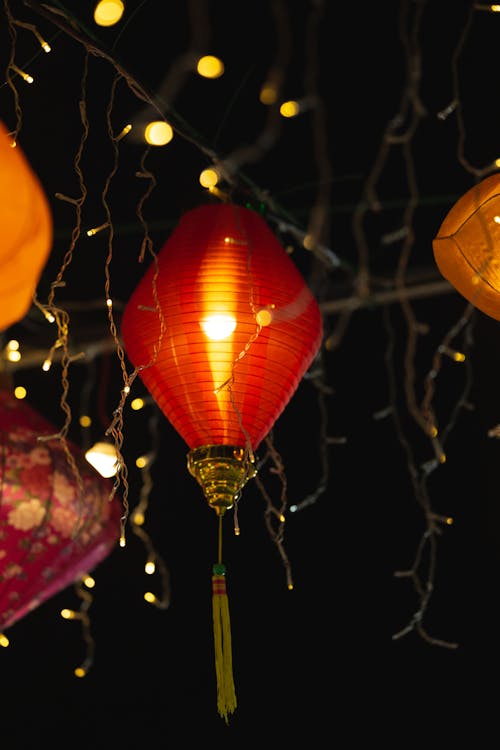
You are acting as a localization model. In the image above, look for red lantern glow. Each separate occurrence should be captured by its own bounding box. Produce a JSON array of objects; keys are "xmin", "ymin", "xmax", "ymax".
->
[
  {"xmin": 121, "ymin": 202, "xmax": 323, "ymax": 481},
  {"xmin": 0, "ymin": 390, "xmax": 122, "ymax": 632}
]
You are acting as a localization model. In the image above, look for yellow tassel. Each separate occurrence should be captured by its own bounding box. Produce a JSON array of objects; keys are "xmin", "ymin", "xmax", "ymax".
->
[{"xmin": 212, "ymin": 563, "xmax": 237, "ymax": 723}]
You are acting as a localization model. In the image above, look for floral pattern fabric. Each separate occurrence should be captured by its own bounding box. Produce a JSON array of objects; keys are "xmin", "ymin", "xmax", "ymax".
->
[{"xmin": 0, "ymin": 389, "xmax": 122, "ymax": 631}]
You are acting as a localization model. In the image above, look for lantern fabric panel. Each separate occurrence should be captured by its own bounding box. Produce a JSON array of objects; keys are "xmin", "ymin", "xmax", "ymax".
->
[
  {"xmin": 432, "ymin": 173, "xmax": 500, "ymax": 320},
  {"xmin": 0, "ymin": 120, "xmax": 53, "ymax": 331},
  {"xmin": 0, "ymin": 389, "xmax": 122, "ymax": 632},
  {"xmin": 121, "ymin": 202, "xmax": 324, "ymax": 451}
]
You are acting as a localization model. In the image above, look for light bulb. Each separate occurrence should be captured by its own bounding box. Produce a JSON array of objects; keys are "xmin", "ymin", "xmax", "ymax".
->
[
  {"xmin": 200, "ymin": 314, "xmax": 236, "ymax": 341},
  {"xmin": 85, "ymin": 440, "xmax": 119, "ymax": 478},
  {"xmin": 94, "ymin": 0, "xmax": 124, "ymax": 27}
]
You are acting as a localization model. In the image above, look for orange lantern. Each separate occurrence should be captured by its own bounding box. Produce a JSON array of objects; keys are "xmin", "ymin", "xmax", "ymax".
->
[
  {"xmin": 121, "ymin": 202, "xmax": 323, "ymax": 721},
  {"xmin": 0, "ymin": 120, "xmax": 52, "ymax": 331},
  {"xmin": 0, "ymin": 389, "xmax": 122, "ymax": 635},
  {"xmin": 432, "ymin": 173, "xmax": 500, "ymax": 320}
]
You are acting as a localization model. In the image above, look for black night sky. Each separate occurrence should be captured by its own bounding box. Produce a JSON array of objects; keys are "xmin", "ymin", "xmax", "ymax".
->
[{"xmin": 1, "ymin": 1, "xmax": 500, "ymax": 746}]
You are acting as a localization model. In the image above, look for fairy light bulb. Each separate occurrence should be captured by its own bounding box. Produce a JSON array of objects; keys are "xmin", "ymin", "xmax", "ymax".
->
[
  {"xmin": 199, "ymin": 167, "xmax": 220, "ymax": 188},
  {"xmin": 0, "ymin": 633, "xmax": 9, "ymax": 647},
  {"xmin": 260, "ymin": 81, "xmax": 278, "ymax": 105},
  {"xmin": 144, "ymin": 121, "xmax": 173, "ymax": 146},
  {"xmin": 280, "ymin": 100, "xmax": 300, "ymax": 118},
  {"xmin": 196, "ymin": 55, "xmax": 224, "ymax": 79},
  {"xmin": 14, "ymin": 386, "xmax": 26, "ymax": 399},
  {"xmin": 145, "ymin": 560, "xmax": 155, "ymax": 575},
  {"xmin": 93, "ymin": 0, "xmax": 124, "ymax": 27},
  {"xmin": 85, "ymin": 440, "xmax": 119, "ymax": 478}
]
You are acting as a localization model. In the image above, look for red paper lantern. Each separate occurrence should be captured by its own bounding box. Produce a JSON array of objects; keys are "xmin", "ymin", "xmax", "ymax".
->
[
  {"xmin": 121, "ymin": 202, "xmax": 323, "ymax": 509},
  {"xmin": 0, "ymin": 120, "xmax": 52, "ymax": 332},
  {"xmin": 0, "ymin": 389, "xmax": 122, "ymax": 633},
  {"xmin": 433, "ymin": 173, "xmax": 500, "ymax": 320},
  {"xmin": 120, "ymin": 201, "xmax": 323, "ymax": 721}
]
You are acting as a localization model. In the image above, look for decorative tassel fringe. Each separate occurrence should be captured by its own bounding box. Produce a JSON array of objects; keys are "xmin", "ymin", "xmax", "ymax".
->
[{"xmin": 212, "ymin": 563, "xmax": 237, "ymax": 723}]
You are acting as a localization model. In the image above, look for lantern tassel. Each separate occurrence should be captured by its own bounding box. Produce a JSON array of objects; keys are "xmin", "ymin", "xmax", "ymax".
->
[{"xmin": 212, "ymin": 514, "xmax": 236, "ymax": 723}]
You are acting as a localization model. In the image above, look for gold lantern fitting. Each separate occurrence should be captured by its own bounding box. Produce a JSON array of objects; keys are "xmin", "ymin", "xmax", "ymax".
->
[{"xmin": 187, "ymin": 445, "xmax": 257, "ymax": 515}]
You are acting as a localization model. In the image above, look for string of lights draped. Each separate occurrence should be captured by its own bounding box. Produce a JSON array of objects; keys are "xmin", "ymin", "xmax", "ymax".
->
[{"xmin": 2, "ymin": 0, "xmax": 500, "ymax": 686}]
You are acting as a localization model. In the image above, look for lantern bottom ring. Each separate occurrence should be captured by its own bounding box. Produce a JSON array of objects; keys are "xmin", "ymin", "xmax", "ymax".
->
[{"xmin": 187, "ymin": 445, "xmax": 257, "ymax": 515}]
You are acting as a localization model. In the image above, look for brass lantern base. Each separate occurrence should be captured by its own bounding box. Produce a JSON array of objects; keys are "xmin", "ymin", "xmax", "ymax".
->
[{"xmin": 187, "ymin": 445, "xmax": 257, "ymax": 515}]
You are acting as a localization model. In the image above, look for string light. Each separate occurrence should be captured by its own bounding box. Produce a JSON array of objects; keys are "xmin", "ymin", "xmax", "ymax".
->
[
  {"xmin": 116, "ymin": 123, "xmax": 132, "ymax": 141},
  {"xmin": 0, "ymin": 633, "xmax": 9, "ymax": 647},
  {"xmin": 144, "ymin": 121, "xmax": 174, "ymax": 146},
  {"xmin": 93, "ymin": 0, "xmax": 125, "ymax": 27},
  {"xmin": 87, "ymin": 222, "xmax": 110, "ymax": 236},
  {"xmin": 14, "ymin": 386, "xmax": 27, "ymax": 400},
  {"xmin": 196, "ymin": 55, "xmax": 224, "ymax": 79},
  {"xmin": 10, "ymin": 64, "xmax": 33, "ymax": 83}
]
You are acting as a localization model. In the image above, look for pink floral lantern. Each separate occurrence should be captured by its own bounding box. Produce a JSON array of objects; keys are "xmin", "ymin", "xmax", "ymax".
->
[{"xmin": 0, "ymin": 389, "xmax": 122, "ymax": 632}]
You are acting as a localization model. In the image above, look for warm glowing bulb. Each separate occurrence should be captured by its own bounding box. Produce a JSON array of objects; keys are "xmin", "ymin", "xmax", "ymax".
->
[
  {"xmin": 85, "ymin": 441, "xmax": 119, "ymax": 477},
  {"xmin": 80, "ymin": 415, "xmax": 92, "ymax": 428},
  {"xmin": 130, "ymin": 397, "xmax": 144, "ymax": 410},
  {"xmin": 260, "ymin": 82, "xmax": 278, "ymax": 105},
  {"xmin": 0, "ymin": 633, "xmax": 9, "ymax": 647},
  {"xmin": 135, "ymin": 455, "xmax": 148, "ymax": 469},
  {"xmin": 61, "ymin": 608, "xmax": 75, "ymax": 620},
  {"xmin": 14, "ymin": 386, "xmax": 27, "ymax": 399},
  {"xmin": 42, "ymin": 358, "xmax": 52, "ymax": 371},
  {"xmin": 133, "ymin": 511, "xmax": 145, "ymax": 525},
  {"xmin": 144, "ymin": 121, "xmax": 174, "ymax": 146},
  {"xmin": 93, "ymin": 0, "xmax": 124, "ymax": 27},
  {"xmin": 7, "ymin": 349, "xmax": 21, "ymax": 362},
  {"xmin": 144, "ymin": 591, "xmax": 157, "ymax": 603},
  {"xmin": 200, "ymin": 314, "xmax": 236, "ymax": 340},
  {"xmin": 255, "ymin": 308, "xmax": 273, "ymax": 326},
  {"xmin": 199, "ymin": 168, "xmax": 220, "ymax": 188},
  {"xmin": 145, "ymin": 561, "xmax": 155, "ymax": 575},
  {"xmin": 74, "ymin": 667, "xmax": 86, "ymax": 678},
  {"xmin": 83, "ymin": 575, "xmax": 95, "ymax": 588},
  {"xmin": 280, "ymin": 100, "xmax": 300, "ymax": 118},
  {"xmin": 6, "ymin": 339, "xmax": 19, "ymax": 350},
  {"xmin": 197, "ymin": 55, "xmax": 224, "ymax": 79}
]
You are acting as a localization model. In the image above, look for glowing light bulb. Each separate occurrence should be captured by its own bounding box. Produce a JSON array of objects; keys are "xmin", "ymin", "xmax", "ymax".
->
[
  {"xmin": 260, "ymin": 82, "xmax": 278, "ymax": 105},
  {"xmin": 199, "ymin": 167, "xmax": 220, "ymax": 188},
  {"xmin": 196, "ymin": 55, "xmax": 224, "ymax": 79},
  {"xmin": 85, "ymin": 440, "xmax": 119, "ymax": 478},
  {"xmin": 144, "ymin": 591, "xmax": 157, "ymax": 604},
  {"xmin": 144, "ymin": 121, "xmax": 174, "ymax": 146},
  {"xmin": 130, "ymin": 397, "xmax": 144, "ymax": 410},
  {"xmin": 255, "ymin": 308, "xmax": 273, "ymax": 326},
  {"xmin": 200, "ymin": 314, "xmax": 236, "ymax": 341},
  {"xmin": 145, "ymin": 561, "xmax": 155, "ymax": 575},
  {"xmin": 80, "ymin": 415, "xmax": 92, "ymax": 427},
  {"xmin": 93, "ymin": 0, "xmax": 124, "ymax": 27},
  {"xmin": 14, "ymin": 386, "xmax": 27, "ymax": 399},
  {"xmin": 0, "ymin": 633, "xmax": 9, "ymax": 647},
  {"xmin": 280, "ymin": 100, "xmax": 300, "ymax": 118}
]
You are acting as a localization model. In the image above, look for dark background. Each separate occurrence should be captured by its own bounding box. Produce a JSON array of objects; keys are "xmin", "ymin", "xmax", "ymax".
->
[{"xmin": 1, "ymin": 0, "xmax": 500, "ymax": 745}]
